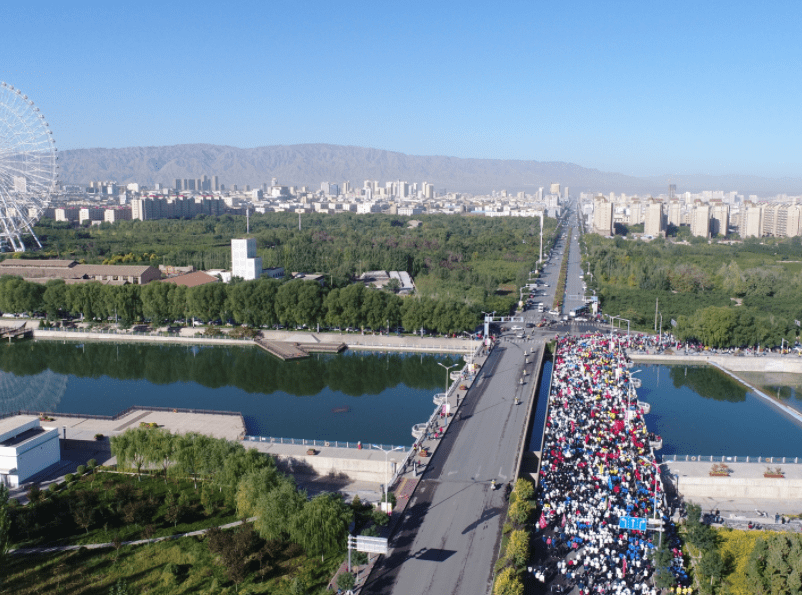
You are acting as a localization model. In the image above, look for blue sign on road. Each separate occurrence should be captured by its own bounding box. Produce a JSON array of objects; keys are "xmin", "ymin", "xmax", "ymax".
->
[{"xmin": 618, "ymin": 516, "xmax": 648, "ymax": 532}]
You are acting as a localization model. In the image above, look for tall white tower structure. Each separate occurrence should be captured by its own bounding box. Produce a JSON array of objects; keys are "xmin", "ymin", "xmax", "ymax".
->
[{"xmin": 231, "ymin": 238, "xmax": 263, "ymax": 281}]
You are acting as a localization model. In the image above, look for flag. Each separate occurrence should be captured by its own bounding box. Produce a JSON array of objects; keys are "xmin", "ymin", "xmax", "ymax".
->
[
  {"xmin": 538, "ymin": 511, "xmax": 548, "ymax": 529},
  {"xmin": 796, "ymin": 319, "xmax": 801, "ymax": 327},
  {"xmin": 622, "ymin": 558, "xmax": 627, "ymax": 575},
  {"xmin": 561, "ymin": 513, "xmax": 567, "ymax": 528}
]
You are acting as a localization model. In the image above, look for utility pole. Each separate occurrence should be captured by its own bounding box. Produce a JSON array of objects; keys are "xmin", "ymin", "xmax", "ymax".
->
[
  {"xmin": 298, "ymin": 212, "xmax": 301, "ymax": 231},
  {"xmin": 654, "ymin": 298, "xmax": 659, "ymax": 332},
  {"xmin": 539, "ymin": 213, "xmax": 544, "ymax": 264}
]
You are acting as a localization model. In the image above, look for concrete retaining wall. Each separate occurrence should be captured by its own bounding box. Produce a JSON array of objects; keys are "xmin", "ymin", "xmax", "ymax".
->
[
  {"xmin": 274, "ymin": 454, "xmax": 391, "ymax": 484},
  {"xmin": 677, "ymin": 476, "xmax": 802, "ymax": 500},
  {"xmin": 629, "ymin": 353, "xmax": 802, "ymax": 374}
]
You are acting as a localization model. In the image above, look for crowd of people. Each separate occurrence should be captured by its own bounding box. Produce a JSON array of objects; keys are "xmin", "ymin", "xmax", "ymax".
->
[{"xmin": 534, "ymin": 333, "xmax": 688, "ymax": 594}]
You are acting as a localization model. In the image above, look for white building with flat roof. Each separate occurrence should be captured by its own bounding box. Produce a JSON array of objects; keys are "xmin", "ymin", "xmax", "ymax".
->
[
  {"xmin": 0, "ymin": 416, "xmax": 60, "ymax": 488},
  {"xmin": 231, "ymin": 238, "xmax": 263, "ymax": 281}
]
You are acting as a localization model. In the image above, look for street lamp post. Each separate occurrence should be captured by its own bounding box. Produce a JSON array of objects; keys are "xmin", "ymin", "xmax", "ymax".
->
[
  {"xmin": 627, "ymin": 369, "xmax": 642, "ymax": 430},
  {"xmin": 372, "ymin": 444, "xmax": 405, "ymax": 508},
  {"xmin": 437, "ymin": 362, "xmax": 458, "ymax": 399}
]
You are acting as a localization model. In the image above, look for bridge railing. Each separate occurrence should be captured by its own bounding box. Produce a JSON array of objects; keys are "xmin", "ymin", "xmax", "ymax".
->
[
  {"xmin": 242, "ymin": 435, "xmax": 407, "ymax": 452},
  {"xmin": 662, "ymin": 454, "xmax": 801, "ymax": 464}
]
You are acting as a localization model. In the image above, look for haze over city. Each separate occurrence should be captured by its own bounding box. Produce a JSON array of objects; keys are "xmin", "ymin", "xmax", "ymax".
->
[{"xmin": 4, "ymin": 0, "xmax": 802, "ymax": 180}]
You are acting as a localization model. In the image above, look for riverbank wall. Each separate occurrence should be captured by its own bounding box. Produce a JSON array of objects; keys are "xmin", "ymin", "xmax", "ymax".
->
[
  {"xmin": 629, "ymin": 352, "xmax": 802, "ymax": 374},
  {"xmin": 30, "ymin": 327, "xmax": 475, "ymax": 354}
]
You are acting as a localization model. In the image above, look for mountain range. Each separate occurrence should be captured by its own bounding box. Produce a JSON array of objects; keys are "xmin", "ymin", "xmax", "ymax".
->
[{"xmin": 57, "ymin": 143, "xmax": 802, "ymax": 196}]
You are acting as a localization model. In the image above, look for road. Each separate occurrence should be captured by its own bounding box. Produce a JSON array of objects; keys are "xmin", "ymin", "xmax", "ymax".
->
[
  {"xmin": 367, "ymin": 207, "xmax": 595, "ymax": 595},
  {"xmin": 365, "ymin": 336, "xmax": 543, "ymax": 595}
]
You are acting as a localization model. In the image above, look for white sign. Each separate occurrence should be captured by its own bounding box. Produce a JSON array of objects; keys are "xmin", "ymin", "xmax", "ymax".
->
[{"xmin": 356, "ymin": 536, "xmax": 389, "ymax": 554}]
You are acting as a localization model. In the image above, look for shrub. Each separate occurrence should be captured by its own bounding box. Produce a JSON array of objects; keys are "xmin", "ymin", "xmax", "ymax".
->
[
  {"xmin": 336, "ymin": 572, "xmax": 356, "ymax": 592},
  {"xmin": 48, "ymin": 483, "xmax": 59, "ymax": 493},
  {"xmin": 507, "ymin": 499, "xmax": 530, "ymax": 526},
  {"xmin": 372, "ymin": 509, "xmax": 390, "ymax": 527},
  {"xmin": 494, "ymin": 567, "xmax": 524, "ymax": 595},
  {"xmin": 65, "ymin": 473, "xmax": 75, "ymax": 483},
  {"xmin": 512, "ymin": 478, "xmax": 534, "ymax": 502},
  {"xmin": 506, "ymin": 530, "xmax": 529, "ymax": 568},
  {"xmin": 94, "ymin": 433, "xmax": 104, "ymax": 440},
  {"xmin": 76, "ymin": 465, "xmax": 87, "ymax": 476},
  {"xmin": 87, "ymin": 459, "xmax": 98, "ymax": 470},
  {"xmin": 381, "ymin": 491, "xmax": 397, "ymax": 508}
]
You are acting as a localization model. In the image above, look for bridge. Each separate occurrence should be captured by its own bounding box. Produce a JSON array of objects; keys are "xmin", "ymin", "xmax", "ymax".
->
[{"xmin": 362, "ymin": 334, "xmax": 546, "ymax": 595}]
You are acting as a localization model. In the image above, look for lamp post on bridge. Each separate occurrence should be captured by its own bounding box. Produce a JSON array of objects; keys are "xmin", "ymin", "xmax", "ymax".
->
[
  {"xmin": 372, "ymin": 444, "xmax": 405, "ymax": 509},
  {"xmin": 626, "ymin": 369, "xmax": 641, "ymax": 430},
  {"xmin": 437, "ymin": 362, "xmax": 458, "ymax": 400}
]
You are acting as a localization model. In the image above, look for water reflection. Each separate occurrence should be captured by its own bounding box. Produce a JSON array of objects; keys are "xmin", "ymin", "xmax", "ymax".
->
[
  {"xmin": 0, "ymin": 370, "xmax": 68, "ymax": 414},
  {"xmin": 669, "ymin": 365, "xmax": 747, "ymax": 403},
  {"xmin": 0, "ymin": 341, "xmax": 460, "ymax": 443},
  {"xmin": 0, "ymin": 341, "xmax": 456, "ymax": 398}
]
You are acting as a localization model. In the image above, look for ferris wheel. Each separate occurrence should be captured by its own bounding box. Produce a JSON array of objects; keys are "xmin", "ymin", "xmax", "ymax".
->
[{"xmin": 0, "ymin": 82, "xmax": 58, "ymax": 252}]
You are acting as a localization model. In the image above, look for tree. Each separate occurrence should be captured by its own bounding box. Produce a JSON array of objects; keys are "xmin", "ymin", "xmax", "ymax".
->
[
  {"xmin": 290, "ymin": 492, "xmax": 352, "ymax": 558},
  {"xmin": 0, "ymin": 485, "xmax": 10, "ymax": 561},
  {"xmin": 110, "ymin": 427, "xmax": 152, "ymax": 480},
  {"xmin": 148, "ymin": 429, "xmax": 175, "ymax": 483},
  {"xmin": 235, "ymin": 465, "xmax": 283, "ymax": 518},
  {"xmin": 176, "ymin": 432, "xmax": 209, "ymax": 489},
  {"xmin": 699, "ymin": 548, "xmax": 725, "ymax": 587},
  {"xmin": 253, "ymin": 478, "xmax": 305, "ymax": 541}
]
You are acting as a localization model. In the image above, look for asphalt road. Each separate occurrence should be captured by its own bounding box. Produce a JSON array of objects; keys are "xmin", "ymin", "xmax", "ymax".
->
[{"xmin": 365, "ymin": 337, "xmax": 543, "ymax": 595}]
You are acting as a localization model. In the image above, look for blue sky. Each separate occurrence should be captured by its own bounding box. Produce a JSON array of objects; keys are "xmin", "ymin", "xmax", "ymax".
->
[{"xmin": 3, "ymin": 0, "xmax": 801, "ymax": 178}]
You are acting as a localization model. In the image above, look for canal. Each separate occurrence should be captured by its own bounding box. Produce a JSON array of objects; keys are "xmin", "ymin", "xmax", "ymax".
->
[{"xmin": 0, "ymin": 341, "xmax": 460, "ymax": 446}]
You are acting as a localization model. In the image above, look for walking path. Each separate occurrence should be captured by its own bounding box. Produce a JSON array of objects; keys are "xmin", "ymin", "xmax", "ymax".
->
[{"xmin": 9, "ymin": 517, "xmax": 256, "ymax": 556}]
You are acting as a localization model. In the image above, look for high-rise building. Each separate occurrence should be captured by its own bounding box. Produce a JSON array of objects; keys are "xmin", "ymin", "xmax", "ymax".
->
[
  {"xmin": 231, "ymin": 238, "xmax": 263, "ymax": 281},
  {"xmin": 667, "ymin": 200, "xmax": 682, "ymax": 227},
  {"xmin": 213, "ymin": 176, "xmax": 219, "ymax": 192},
  {"xmin": 743, "ymin": 203, "xmax": 763, "ymax": 238},
  {"xmin": 175, "ymin": 178, "xmax": 182, "ymax": 191},
  {"xmin": 690, "ymin": 205, "xmax": 711, "ymax": 238},
  {"xmin": 643, "ymin": 200, "xmax": 664, "ymax": 237},
  {"xmin": 710, "ymin": 203, "xmax": 730, "ymax": 237},
  {"xmin": 592, "ymin": 196, "xmax": 614, "ymax": 236},
  {"xmin": 550, "ymin": 183, "xmax": 561, "ymax": 195}
]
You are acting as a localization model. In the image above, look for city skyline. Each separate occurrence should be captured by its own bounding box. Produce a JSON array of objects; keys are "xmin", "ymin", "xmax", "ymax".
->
[{"xmin": 4, "ymin": 0, "xmax": 802, "ymax": 179}]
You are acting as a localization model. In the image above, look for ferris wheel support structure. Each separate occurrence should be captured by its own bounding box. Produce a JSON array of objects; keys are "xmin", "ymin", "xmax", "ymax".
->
[{"xmin": 0, "ymin": 82, "xmax": 58, "ymax": 252}]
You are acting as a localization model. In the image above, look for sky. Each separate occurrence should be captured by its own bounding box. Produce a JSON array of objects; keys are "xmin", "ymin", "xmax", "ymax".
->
[{"xmin": 3, "ymin": 0, "xmax": 802, "ymax": 178}]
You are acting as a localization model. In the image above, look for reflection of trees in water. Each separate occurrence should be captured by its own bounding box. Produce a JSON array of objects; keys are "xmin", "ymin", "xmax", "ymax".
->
[
  {"xmin": 0, "ymin": 342, "xmax": 457, "ymax": 398},
  {"xmin": 669, "ymin": 366, "xmax": 747, "ymax": 403},
  {"xmin": 0, "ymin": 369, "xmax": 68, "ymax": 414}
]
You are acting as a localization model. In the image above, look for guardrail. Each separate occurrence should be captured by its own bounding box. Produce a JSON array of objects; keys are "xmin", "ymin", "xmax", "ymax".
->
[
  {"xmin": 662, "ymin": 454, "xmax": 801, "ymax": 464},
  {"xmin": 390, "ymin": 346, "xmax": 482, "ymax": 486},
  {"xmin": 0, "ymin": 405, "xmax": 245, "ymax": 424},
  {"xmin": 242, "ymin": 435, "xmax": 407, "ymax": 452}
]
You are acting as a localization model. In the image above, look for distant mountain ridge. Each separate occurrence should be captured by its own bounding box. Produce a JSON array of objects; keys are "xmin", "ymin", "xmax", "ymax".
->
[{"xmin": 57, "ymin": 143, "xmax": 802, "ymax": 196}]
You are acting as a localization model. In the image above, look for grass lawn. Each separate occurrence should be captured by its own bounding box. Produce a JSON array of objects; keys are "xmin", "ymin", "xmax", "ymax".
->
[
  {"xmin": 3, "ymin": 534, "xmax": 342, "ymax": 595},
  {"xmin": 11, "ymin": 472, "xmax": 238, "ymax": 549}
]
